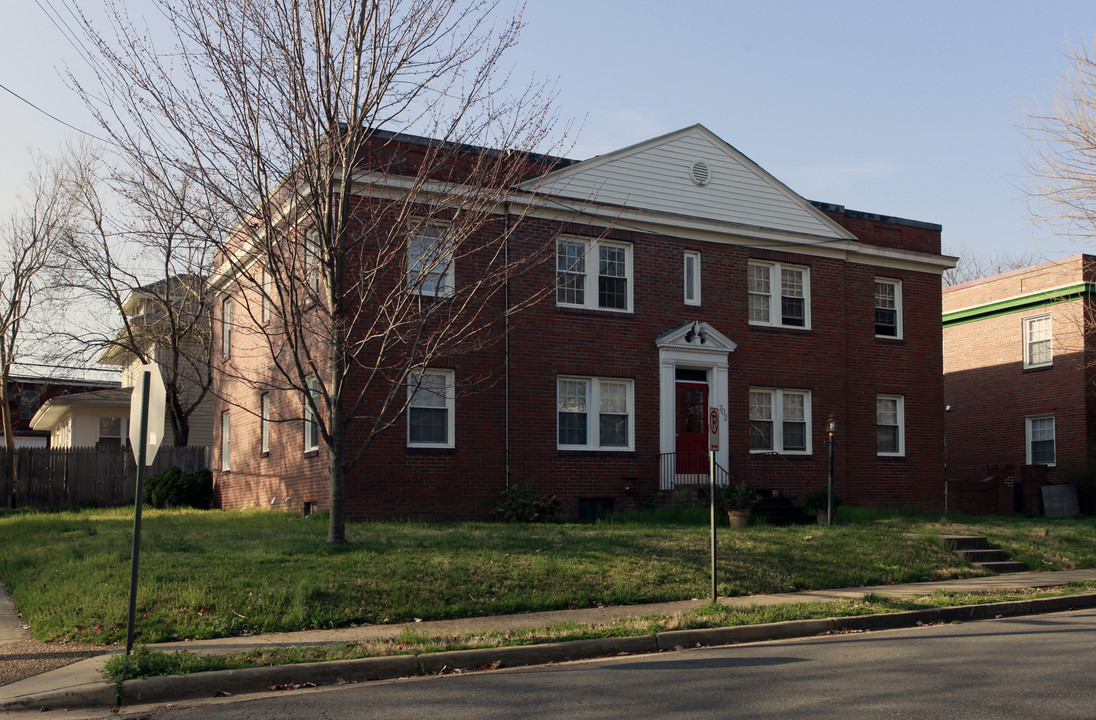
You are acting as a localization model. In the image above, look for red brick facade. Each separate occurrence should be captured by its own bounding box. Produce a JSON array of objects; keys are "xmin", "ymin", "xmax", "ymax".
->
[
  {"xmin": 212, "ymin": 129, "xmax": 950, "ymax": 520},
  {"xmin": 943, "ymin": 255, "xmax": 1096, "ymax": 511}
]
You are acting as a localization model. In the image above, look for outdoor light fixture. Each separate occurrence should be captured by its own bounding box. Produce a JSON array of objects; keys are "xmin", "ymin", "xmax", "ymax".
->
[{"xmin": 827, "ymin": 414, "xmax": 836, "ymax": 436}]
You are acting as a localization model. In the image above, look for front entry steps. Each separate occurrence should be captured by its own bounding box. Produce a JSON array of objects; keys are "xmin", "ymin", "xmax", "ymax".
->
[{"xmin": 942, "ymin": 535, "xmax": 1026, "ymax": 573}]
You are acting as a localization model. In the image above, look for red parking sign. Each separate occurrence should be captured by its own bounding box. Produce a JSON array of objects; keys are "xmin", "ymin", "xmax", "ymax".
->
[{"xmin": 708, "ymin": 407, "xmax": 719, "ymax": 451}]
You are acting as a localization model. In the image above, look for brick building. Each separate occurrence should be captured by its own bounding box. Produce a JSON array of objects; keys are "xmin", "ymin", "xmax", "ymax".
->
[
  {"xmin": 942, "ymin": 255, "xmax": 1096, "ymax": 512},
  {"xmin": 212, "ymin": 125, "xmax": 953, "ymax": 520}
]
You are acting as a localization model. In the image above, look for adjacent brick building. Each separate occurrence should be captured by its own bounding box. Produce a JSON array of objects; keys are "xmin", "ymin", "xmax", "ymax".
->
[
  {"xmin": 212, "ymin": 125, "xmax": 953, "ymax": 520},
  {"xmin": 942, "ymin": 255, "xmax": 1096, "ymax": 512}
]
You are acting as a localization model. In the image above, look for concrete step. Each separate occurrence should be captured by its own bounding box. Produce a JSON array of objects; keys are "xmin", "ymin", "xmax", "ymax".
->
[
  {"xmin": 940, "ymin": 534, "xmax": 991, "ymax": 551},
  {"xmin": 973, "ymin": 560, "xmax": 1028, "ymax": 573},
  {"xmin": 957, "ymin": 549, "xmax": 1011, "ymax": 563}
]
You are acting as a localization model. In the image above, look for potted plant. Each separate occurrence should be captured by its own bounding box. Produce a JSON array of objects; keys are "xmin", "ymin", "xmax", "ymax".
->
[
  {"xmin": 716, "ymin": 481, "xmax": 760, "ymax": 528},
  {"xmin": 804, "ymin": 488, "xmax": 843, "ymax": 524}
]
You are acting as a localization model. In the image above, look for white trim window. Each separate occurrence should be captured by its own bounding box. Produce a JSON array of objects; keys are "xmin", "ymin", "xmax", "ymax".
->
[
  {"xmin": 876, "ymin": 395, "xmax": 905, "ymax": 456},
  {"xmin": 874, "ymin": 278, "xmax": 902, "ymax": 338},
  {"xmin": 407, "ymin": 223, "xmax": 454, "ymax": 298},
  {"xmin": 97, "ymin": 416, "xmax": 126, "ymax": 448},
  {"xmin": 260, "ymin": 392, "xmax": 271, "ymax": 454},
  {"xmin": 220, "ymin": 410, "xmax": 231, "ymax": 471},
  {"xmin": 261, "ymin": 268, "xmax": 273, "ymax": 324},
  {"xmin": 556, "ymin": 238, "xmax": 633, "ymax": 312},
  {"xmin": 557, "ymin": 376, "xmax": 634, "ymax": 450},
  {"xmin": 1023, "ymin": 314, "xmax": 1052, "ymax": 369},
  {"xmin": 221, "ymin": 296, "xmax": 233, "ymax": 357},
  {"xmin": 304, "ymin": 376, "xmax": 320, "ymax": 453},
  {"xmin": 407, "ymin": 369, "xmax": 455, "ymax": 447},
  {"xmin": 749, "ymin": 388, "xmax": 811, "ymax": 454},
  {"xmin": 1026, "ymin": 415, "xmax": 1055, "ymax": 465},
  {"xmin": 684, "ymin": 251, "xmax": 701, "ymax": 306},
  {"xmin": 304, "ymin": 233, "xmax": 321, "ymax": 296},
  {"xmin": 748, "ymin": 261, "xmax": 809, "ymax": 328}
]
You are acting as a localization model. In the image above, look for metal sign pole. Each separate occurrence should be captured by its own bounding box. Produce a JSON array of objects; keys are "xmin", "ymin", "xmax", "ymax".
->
[
  {"xmin": 709, "ymin": 448, "xmax": 717, "ymax": 603},
  {"xmin": 126, "ymin": 371, "xmax": 151, "ymax": 656}
]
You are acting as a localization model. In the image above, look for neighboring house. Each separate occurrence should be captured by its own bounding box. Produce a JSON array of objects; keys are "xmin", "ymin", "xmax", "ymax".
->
[
  {"xmin": 212, "ymin": 124, "xmax": 953, "ymax": 520},
  {"xmin": 7, "ymin": 374, "xmax": 120, "ymax": 447},
  {"xmin": 942, "ymin": 254, "xmax": 1096, "ymax": 508},
  {"xmin": 30, "ymin": 387, "xmax": 132, "ymax": 448},
  {"xmin": 96, "ymin": 275, "xmax": 214, "ymax": 447}
]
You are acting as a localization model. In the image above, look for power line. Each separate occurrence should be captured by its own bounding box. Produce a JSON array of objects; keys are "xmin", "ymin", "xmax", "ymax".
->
[{"xmin": 0, "ymin": 82, "xmax": 108, "ymax": 144}]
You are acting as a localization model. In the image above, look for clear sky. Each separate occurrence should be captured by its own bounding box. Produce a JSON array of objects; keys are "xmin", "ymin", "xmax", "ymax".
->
[{"xmin": 3, "ymin": 0, "xmax": 1096, "ymax": 265}]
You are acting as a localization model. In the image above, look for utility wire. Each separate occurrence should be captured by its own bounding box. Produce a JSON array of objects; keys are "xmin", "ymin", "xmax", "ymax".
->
[{"xmin": 0, "ymin": 81, "xmax": 108, "ymax": 144}]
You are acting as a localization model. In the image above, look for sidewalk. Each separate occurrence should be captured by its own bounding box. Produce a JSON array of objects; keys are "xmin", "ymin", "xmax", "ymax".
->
[{"xmin": 4, "ymin": 569, "xmax": 1096, "ymax": 713}]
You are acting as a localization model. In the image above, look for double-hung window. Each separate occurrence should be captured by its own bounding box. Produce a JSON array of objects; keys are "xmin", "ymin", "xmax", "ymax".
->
[
  {"xmin": 684, "ymin": 251, "xmax": 701, "ymax": 306},
  {"xmin": 220, "ymin": 411, "xmax": 231, "ymax": 471},
  {"xmin": 304, "ymin": 233, "xmax": 321, "ymax": 296},
  {"xmin": 221, "ymin": 296, "xmax": 233, "ymax": 357},
  {"xmin": 749, "ymin": 388, "xmax": 810, "ymax": 454},
  {"xmin": 874, "ymin": 279, "xmax": 902, "ymax": 338},
  {"xmin": 304, "ymin": 376, "xmax": 320, "ymax": 452},
  {"xmin": 407, "ymin": 223, "xmax": 454, "ymax": 298},
  {"xmin": 748, "ymin": 261, "xmax": 809, "ymax": 328},
  {"xmin": 556, "ymin": 238, "xmax": 632, "ymax": 312},
  {"xmin": 261, "ymin": 268, "xmax": 273, "ymax": 324},
  {"xmin": 1026, "ymin": 416, "xmax": 1055, "ymax": 465},
  {"xmin": 1023, "ymin": 314, "xmax": 1052, "ymax": 369},
  {"xmin": 557, "ymin": 376, "xmax": 633, "ymax": 450},
  {"xmin": 407, "ymin": 369, "xmax": 455, "ymax": 448},
  {"xmin": 260, "ymin": 393, "xmax": 271, "ymax": 455},
  {"xmin": 876, "ymin": 395, "xmax": 905, "ymax": 456}
]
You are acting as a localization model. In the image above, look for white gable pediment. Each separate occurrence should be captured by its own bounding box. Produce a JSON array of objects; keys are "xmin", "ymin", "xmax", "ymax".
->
[
  {"xmin": 656, "ymin": 321, "xmax": 736, "ymax": 354},
  {"xmin": 522, "ymin": 125, "xmax": 854, "ymax": 242}
]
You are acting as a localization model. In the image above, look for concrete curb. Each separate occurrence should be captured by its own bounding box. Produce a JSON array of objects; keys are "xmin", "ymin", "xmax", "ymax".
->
[{"xmin": 7, "ymin": 593, "xmax": 1096, "ymax": 713}]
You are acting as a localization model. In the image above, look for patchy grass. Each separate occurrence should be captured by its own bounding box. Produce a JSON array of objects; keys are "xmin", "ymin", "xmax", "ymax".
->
[
  {"xmin": 103, "ymin": 582, "xmax": 1096, "ymax": 683},
  {"xmin": 2, "ymin": 507, "xmax": 1095, "ymax": 646}
]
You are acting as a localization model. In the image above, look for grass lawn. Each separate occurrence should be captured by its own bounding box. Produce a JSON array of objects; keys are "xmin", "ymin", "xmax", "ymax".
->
[{"xmin": 2, "ymin": 506, "xmax": 1095, "ymax": 647}]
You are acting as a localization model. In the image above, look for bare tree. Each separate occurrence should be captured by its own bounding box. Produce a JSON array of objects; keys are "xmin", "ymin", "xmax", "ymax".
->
[
  {"xmin": 72, "ymin": 0, "xmax": 565, "ymax": 541},
  {"xmin": 1023, "ymin": 41, "xmax": 1096, "ymax": 244},
  {"xmin": 0, "ymin": 156, "xmax": 76, "ymax": 507},
  {"xmin": 51, "ymin": 150, "xmax": 216, "ymax": 448},
  {"xmin": 942, "ymin": 242, "xmax": 1043, "ymax": 287}
]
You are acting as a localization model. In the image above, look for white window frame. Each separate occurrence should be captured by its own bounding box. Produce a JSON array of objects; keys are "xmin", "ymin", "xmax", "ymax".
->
[
  {"xmin": 260, "ymin": 392, "xmax": 270, "ymax": 454},
  {"xmin": 748, "ymin": 388, "xmax": 812, "ymax": 455},
  {"xmin": 555, "ymin": 238, "xmax": 633, "ymax": 313},
  {"xmin": 557, "ymin": 376, "xmax": 635, "ymax": 451},
  {"xmin": 304, "ymin": 376, "xmax": 320, "ymax": 453},
  {"xmin": 1026, "ymin": 415, "xmax": 1056, "ymax": 466},
  {"xmin": 1023, "ymin": 314, "xmax": 1053, "ymax": 369},
  {"xmin": 874, "ymin": 278, "xmax": 902, "ymax": 339},
  {"xmin": 407, "ymin": 369, "xmax": 456, "ymax": 448},
  {"xmin": 876, "ymin": 394, "xmax": 905, "ymax": 457},
  {"xmin": 221, "ymin": 410, "xmax": 231, "ymax": 471},
  {"xmin": 407, "ymin": 222, "xmax": 455, "ymax": 298},
  {"xmin": 97, "ymin": 416, "xmax": 128, "ymax": 448},
  {"xmin": 748, "ymin": 261, "xmax": 810, "ymax": 329},
  {"xmin": 221, "ymin": 296, "xmax": 233, "ymax": 357},
  {"xmin": 261, "ymin": 268, "xmax": 272, "ymax": 324},
  {"xmin": 304, "ymin": 232, "xmax": 321, "ymax": 296},
  {"xmin": 684, "ymin": 251, "xmax": 701, "ymax": 306}
]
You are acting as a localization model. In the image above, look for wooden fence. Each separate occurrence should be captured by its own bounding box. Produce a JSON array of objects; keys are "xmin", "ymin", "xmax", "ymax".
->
[{"xmin": 5, "ymin": 445, "xmax": 210, "ymax": 509}]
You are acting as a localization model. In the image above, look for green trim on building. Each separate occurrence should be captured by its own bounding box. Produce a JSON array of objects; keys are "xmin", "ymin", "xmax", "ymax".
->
[{"xmin": 942, "ymin": 282, "xmax": 1096, "ymax": 327}]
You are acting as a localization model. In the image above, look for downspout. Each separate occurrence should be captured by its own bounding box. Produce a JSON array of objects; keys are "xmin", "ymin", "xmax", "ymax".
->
[{"xmin": 504, "ymin": 203, "xmax": 511, "ymax": 491}]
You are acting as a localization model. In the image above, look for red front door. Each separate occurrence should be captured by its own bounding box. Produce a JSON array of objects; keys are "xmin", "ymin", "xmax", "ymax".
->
[{"xmin": 675, "ymin": 382, "xmax": 708, "ymax": 473}]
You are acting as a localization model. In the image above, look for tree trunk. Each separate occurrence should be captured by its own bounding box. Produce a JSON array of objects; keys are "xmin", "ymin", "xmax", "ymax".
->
[{"xmin": 327, "ymin": 433, "xmax": 347, "ymax": 545}]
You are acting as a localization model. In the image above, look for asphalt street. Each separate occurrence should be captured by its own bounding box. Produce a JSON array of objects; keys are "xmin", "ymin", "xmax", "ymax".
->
[{"xmin": 108, "ymin": 608, "xmax": 1096, "ymax": 720}]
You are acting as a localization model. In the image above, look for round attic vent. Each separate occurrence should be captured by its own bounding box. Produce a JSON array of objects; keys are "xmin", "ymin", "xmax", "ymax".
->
[{"xmin": 690, "ymin": 160, "xmax": 710, "ymax": 186}]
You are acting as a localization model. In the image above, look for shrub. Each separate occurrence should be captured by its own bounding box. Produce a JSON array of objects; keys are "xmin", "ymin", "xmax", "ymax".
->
[
  {"xmin": 714, "ymin": 481, "xmax": 760, "ymax": 511},
  {"xmin": 490, "ymin": 484, "xmax": 562, "ymax": 523},
  {"xmin": 804, "ymin": 488, "xmax": 843, "ymax": 513},
  {"xmin": 144, "ymin": 466, "xmax": 214, "ymax": 509}
]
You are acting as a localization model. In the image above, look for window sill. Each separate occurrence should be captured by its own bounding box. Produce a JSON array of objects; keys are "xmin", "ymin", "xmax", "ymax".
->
[
  {"xmin": 749, "ymin": 451, "xmax": 813, "ymax": 459},
  {"xmin": 875, "ymin": 334, "xmax": 904, "ymax": 342},
  {"xmin": 748, "ymin": 323, "xmax": 811, "ymax": 333},
  {"xmin": 877, "ymin": 453, "xmax": 906, "ymax": 460},
  {"xmin": 556, "ymin": 305, "xmax": 633, "ymax": 317},
  {"xmin": 303, "ymin": 449, "xmax": 319, "ymax": 458},
  {"xmin": 557, "ymin": 448, "xmax": 635, "ymax": 456},
  {"xmin": 1022, "ymin": 364, "xmax": 1053, "ymax": 373},
  {"xmin": 407, "ymin": 446, "xmax": 456, "ymax": 454},
  {"xmin": 260, "ymin": 451, "xmax": 270, "ymax": 458}
]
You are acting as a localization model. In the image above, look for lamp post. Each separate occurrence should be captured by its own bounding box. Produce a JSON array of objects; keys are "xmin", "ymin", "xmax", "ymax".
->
[{"xmin": 826, "ymin": 414, "xmax": 836, "ymax": 527}]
